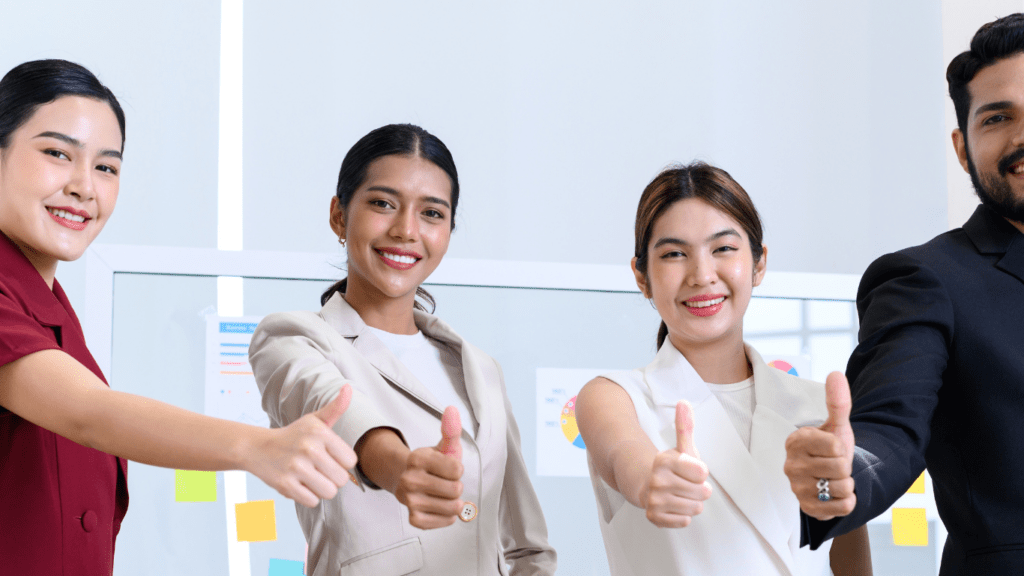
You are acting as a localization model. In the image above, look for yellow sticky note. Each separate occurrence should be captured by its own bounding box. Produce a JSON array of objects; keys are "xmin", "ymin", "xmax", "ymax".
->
[
  {"xmin": 907, "ymin": 472, "xmax": 926, "ymax": 494},
  {"xmin": 174, "ymin": 470, "xmax": 217, "ymax": 502},
  {"xmin": 892, "ymin": 507, "xmax": 928, "ymax": 546},
  {"xmin": 235, "ymin": 500, "xmax": 277, "ymax": 542}
]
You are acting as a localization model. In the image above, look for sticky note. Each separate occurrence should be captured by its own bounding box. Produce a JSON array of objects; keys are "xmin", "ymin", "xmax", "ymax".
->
[
  {"xmin": 892, "ymin": 507, "xmax": 928, "ymax": 546},
  {"xmin": 235, "ymin": 500, "xmax": 277, "ymax": 542},
  {"xmin": 174, "ymin": 470, "xmax": 217, "ymax": 502},
  {"xmin": 268, "ymin": 558, "xmax": 304, "ymax": 576},
  {"xmin": 908, "ymin": 472, "xmax": 926, "ymax": 494}
]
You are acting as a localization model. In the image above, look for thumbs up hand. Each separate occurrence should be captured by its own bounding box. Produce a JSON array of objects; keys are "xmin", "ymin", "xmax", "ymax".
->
[
  {"xmin": 784, "ymin": 371, "xmax": 857, "ymax": 520},
  {"xmin": 395, "ymin": 406, "xmax": 466, "ymax": 529},
  {"xmin": 248, "ymin": 384, "xmax": 359, "ymax": 508},
  {"xmin": 639, "ymin": 400, "xmax": 713, "ymax": 528}
]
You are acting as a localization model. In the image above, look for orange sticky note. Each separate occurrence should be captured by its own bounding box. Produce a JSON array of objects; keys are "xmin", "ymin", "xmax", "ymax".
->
[
  {"xmin": 892, "ymin": 507, "xmax": 928, "ymax": 546},
  {"xmin": 235, "ymin": 500, "xmax": 277, "ymax": 542},
  {"xmin": 907, "ymin": 472, "xmax": 926, "ymax": 494}
]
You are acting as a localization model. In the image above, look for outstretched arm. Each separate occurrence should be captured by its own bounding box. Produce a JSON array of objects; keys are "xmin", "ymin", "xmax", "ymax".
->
[
  {"xmin": 576, "ymin": 377, "xmax": 711, "ymax": 528},
  {"xmin": 0, "ymin": 349, "xmax": 356, "ymax": 508}
]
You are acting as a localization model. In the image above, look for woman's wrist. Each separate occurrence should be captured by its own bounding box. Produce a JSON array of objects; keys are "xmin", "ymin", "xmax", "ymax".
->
[{"xmin": 354, "ymin": 427, "xmax": 411, "ymax": 493}]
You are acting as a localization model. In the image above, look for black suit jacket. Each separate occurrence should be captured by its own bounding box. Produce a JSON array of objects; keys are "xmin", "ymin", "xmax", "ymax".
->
[{"xmin": 801, "ymin": 205, "xmax": 1024, "ymax": 574}]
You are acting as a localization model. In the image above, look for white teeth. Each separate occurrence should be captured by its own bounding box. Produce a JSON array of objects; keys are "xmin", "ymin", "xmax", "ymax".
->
[
  {"xmin": 1014, "ymin": 164, "xmax": 1024, "ymax": 175},
  {"xmin": 685, "ymin": 297, "xmax": 725, "ymax": 308},
  {"xmin": 380, "ymin": 251, "xmax": 416, "ymax": 264},
  {"xmin": 48, "ymin": 208, "xmax": 86, "ymax": 223}
]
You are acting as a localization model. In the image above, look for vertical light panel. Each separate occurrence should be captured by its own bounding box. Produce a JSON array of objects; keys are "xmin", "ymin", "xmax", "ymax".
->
[{"xmin": 218, "ymin": 0, "xmax": 247, "ymax": 575}]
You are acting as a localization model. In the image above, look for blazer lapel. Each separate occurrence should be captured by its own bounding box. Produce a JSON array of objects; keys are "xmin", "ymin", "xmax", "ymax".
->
[
  {"xmin": 963, "ymin": 204, "xmax": 1024, "ymax": 285},
  {"xmin": 320, "ymin": 294, "xmax": 446, "ymax": 416},
  {"xmin": 415, "ymin": 311, "xmax": 486, "ymax": 442},
  {"xmin": 646, "ymin": 343, "xmax": 795, "ymax": 573}
]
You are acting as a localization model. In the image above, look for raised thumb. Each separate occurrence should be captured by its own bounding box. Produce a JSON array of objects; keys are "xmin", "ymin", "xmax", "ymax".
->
[
  {"xmin": 437, "ymin": 406, "xmax": 462, "ymax": 461},
  {"xmin": 315, "ymin": 384, "xmax": 352, "ymax": 428},
  {"xmin": 822, "ymin": 371, "xmax": 852, "ymax": 433},
  {"xmin": 675, "ymin": 400, "xmax": 699, "ymax": 458}
]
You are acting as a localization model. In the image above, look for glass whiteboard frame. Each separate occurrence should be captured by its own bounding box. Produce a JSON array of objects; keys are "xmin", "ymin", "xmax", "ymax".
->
[{"xmin": 83, "ymin": 243, "xmax": 944, "ymax": 574}]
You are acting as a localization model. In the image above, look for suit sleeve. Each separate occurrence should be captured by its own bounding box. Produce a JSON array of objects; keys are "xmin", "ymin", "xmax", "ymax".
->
[
  {"xmin": 248, "ymin": 312, "xmax": 399, "ymax": 487},
  {"xmin": 802, "ymin": 251, "xmax": 954, "ymax": 548},
  {"xmin": 492, "ymin": 359, "xmax": 557, "ymax": 575}
]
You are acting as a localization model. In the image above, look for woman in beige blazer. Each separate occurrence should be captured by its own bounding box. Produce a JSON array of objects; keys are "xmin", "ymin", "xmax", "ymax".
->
[
  {"xmin": 249, "ymin": 124, "xmax": 555, "ymax": 576},
  {"xmin": 576, "ymin": 162, "xmax": 871, "ymax": 575}
]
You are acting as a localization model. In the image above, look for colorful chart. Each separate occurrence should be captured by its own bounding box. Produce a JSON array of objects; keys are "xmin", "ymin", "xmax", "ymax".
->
[
  {"xmin": 768, "ymin": 359, "xmax": 799, "ymax": 377},
  {"xmin": 560, "ymin": 395, "xmax": 586, "ymax": 449}
]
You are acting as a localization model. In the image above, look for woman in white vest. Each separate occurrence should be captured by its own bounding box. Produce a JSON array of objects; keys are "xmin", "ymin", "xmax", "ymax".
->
[
  {"xmin": 249, "ymin": 124, "xmax": 556, "ymax": 576},
  {"xmin": 576, "ymin": 162, "xmax": 871, "ymax": 575}
]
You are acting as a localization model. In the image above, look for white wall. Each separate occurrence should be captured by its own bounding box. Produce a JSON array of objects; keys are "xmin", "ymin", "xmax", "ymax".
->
[
  {"xmin": 242, "ymin": 1, "xmax": 948, "ymax": 280},
  {"xmin": 2, "ymin": 0, "xmax": 960, "ymax": 316}
]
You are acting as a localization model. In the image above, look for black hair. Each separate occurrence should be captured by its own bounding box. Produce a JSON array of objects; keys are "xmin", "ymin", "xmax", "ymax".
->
[
  {"xmin": 633, "ymin": 162, "xmax": 765, "ymax": 348},
  {"xmin": 947, "ymin": 13, "xmax": 1024, "ymax": 136},
  {"xmin": 0, "ymin": 59, "xmax": 125, "ymax": 151},
  {"xmin": 320, "ymin": 124, "xmax": 459, "ymax": 310}
]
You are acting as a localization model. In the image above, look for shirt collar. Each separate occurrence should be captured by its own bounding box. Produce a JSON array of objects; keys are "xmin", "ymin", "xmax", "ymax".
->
[{"xmin": 0, "ymin": 231, "xmax": 68, "ymax": 327}]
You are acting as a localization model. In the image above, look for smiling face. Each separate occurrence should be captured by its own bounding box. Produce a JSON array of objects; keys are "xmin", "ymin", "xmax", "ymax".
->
[
  {"xmin": 953, "ymin": 52, "xmax": 1024, "ymax": 232},
  {"xmin": 633, "ymin": 198, "xmax": 766, "ymax": 357},
  {"xmin": 331, "ymin": 153, "xmax": 453, "ymax": 315},
  {"xmin": 0, "ymin": 96, "xmax": 122, "ymax": 283}
]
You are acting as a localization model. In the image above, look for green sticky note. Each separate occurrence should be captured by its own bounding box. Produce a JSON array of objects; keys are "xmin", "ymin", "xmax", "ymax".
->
[{"xmin": 175, "ymin": 470, "xmax": 217, "ymax": 502}]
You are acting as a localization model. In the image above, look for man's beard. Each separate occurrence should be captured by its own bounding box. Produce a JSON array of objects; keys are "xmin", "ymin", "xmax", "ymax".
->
[{"xmin": 966, "ymin": 146, "xmax": 1024, "ymax": 224}]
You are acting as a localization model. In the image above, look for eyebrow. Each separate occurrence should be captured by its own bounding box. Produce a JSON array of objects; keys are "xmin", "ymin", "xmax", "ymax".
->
[
  {"xmin": 973, "ymin": 100, "xmax": 1014, "ymax": 120},
  {"xmin": 652, "ymin": 228, "xmax": 742, "ymax": 249},
  {"xmin": 33, "ymin": 131, "xmax": 122, "ymax": 160},
  {"xmin": 365, "ymin": 185, "xmax": 451, "ymax": 209}
]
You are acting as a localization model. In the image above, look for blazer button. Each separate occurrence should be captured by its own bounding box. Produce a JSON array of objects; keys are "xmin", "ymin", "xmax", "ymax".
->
[
  {"xmin": 81, "ymin": 510, "xmax": 98, "ymax": 532},
  {"xmin": 459, "ymin": 502, "xmax": 477, "ymax": 522}
]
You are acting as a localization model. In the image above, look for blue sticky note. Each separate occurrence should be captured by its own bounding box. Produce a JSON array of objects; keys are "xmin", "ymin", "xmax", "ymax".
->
[{"xmin": 269, "ymin": 558, "xmax": 304, "ymax": 576}]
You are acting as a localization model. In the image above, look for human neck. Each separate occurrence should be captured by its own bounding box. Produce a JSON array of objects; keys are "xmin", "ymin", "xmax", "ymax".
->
[
  {"xmin": 668, "ymin": 335, "xmax": 751, "ymax": 384},
  {"xmin": 342, "ymin": 283, "xmax": 419, "ymax": 335},
  {"xmin": 10, "ymin": 238, "xmax": 57, "ymax": 289}
]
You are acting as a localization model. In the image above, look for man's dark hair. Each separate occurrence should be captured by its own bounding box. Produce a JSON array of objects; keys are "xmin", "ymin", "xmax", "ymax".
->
[{"xmin": 948, "ymin": 13, "xmax": 1024, "ymax": 135}]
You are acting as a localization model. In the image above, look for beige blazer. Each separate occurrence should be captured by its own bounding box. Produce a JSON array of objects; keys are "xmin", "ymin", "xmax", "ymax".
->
[
  {"xmin": 249, "ymin": 294, "xmax": 556, "ymax": 576},
  {"xmin": 589, "ymin": 342, "xmax": 833, "ymax": 576}
]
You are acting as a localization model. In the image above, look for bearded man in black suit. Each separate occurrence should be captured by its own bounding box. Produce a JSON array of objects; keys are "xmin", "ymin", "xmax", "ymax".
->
[{"xmin": 784, "ymin": 13, "xmax": 1024, "ymax": 575}]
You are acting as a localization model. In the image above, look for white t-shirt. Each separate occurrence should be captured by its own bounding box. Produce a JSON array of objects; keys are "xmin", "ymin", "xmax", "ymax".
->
[
  {"xmin": 367, "ymin": 326, "xmax": 477, "ymax": 436},
  {"xmin": 706, "ymin": 377, "xmax": 755, "ymax": 451}
]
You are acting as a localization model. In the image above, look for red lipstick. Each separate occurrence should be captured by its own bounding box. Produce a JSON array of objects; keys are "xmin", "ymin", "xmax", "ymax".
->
[{"xmin": 375, "ymin": 247, "xmax": 421, "ymax": 270}]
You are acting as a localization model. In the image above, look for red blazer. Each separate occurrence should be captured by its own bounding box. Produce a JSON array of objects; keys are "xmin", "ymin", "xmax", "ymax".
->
[{"xmin": 0, "ymin": 233, "xmax": 129, "ymax": 576}]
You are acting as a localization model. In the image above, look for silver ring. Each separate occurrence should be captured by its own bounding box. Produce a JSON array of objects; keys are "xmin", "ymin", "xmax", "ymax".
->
[{"xmin": 817, "ymin": 478, "xmax": 831, "ymax": 502}]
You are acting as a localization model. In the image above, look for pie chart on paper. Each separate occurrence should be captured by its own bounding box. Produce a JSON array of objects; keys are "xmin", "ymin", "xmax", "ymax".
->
[
  {"xmin": 768, "ymin": 359, "xmax": 799, "ymax": 377},
  {"xmin": 560, "ymin": 395, "xmax": 587, "ymax": 449}
]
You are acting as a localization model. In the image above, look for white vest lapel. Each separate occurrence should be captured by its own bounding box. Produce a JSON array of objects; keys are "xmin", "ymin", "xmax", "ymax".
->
[{"xmin": 646, "ymin": 342, "xmax": 796, "ymax": 574}]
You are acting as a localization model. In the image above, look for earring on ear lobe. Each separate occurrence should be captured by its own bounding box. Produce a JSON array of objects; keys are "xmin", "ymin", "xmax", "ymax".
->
[{"xmin": 339, "ymin": 238, "xmax": 346, "ymax": 248}]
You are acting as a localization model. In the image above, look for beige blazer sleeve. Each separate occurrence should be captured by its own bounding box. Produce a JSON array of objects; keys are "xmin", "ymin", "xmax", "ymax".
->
[{"xmin": 249, "ymin": 310, "xmax": 402, "ymax": 471}]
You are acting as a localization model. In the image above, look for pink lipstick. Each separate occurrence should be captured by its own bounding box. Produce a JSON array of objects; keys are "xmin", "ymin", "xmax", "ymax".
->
[{"xmin": 683, "ymin": 293, "xmax": 726, "ymax": 317}]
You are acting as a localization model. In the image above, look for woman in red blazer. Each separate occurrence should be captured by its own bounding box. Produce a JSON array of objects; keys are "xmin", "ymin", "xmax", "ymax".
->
[{"xmin": 0, "ymin": 60, "xmax": 358, "ymax": 575}]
